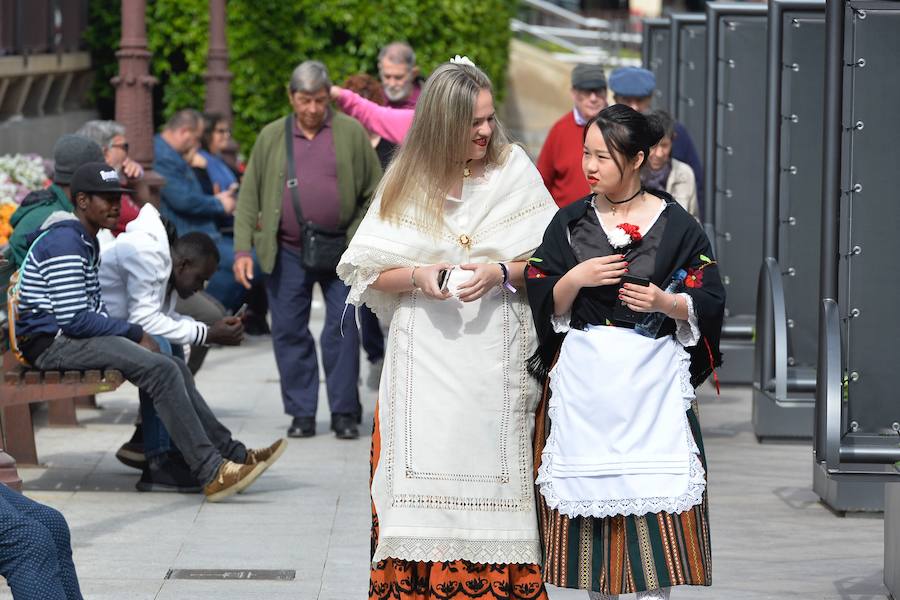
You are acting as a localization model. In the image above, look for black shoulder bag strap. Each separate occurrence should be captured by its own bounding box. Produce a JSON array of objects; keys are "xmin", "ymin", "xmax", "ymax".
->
[
  {"xmin": 282, "ymin": 115, "xmax": 347, "ymax": 273},
  {"xmin": 284, "ymin": 115, "xmax": 305, "ymax": 227}
]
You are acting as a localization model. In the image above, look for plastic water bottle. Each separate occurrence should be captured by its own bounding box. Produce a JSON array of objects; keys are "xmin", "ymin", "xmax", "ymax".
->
[{"xmin": 634, "ymin": 269, "xmax": 687, "ymax": 338}]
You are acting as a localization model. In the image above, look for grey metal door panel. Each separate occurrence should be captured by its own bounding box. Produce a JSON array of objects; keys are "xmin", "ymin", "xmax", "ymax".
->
[
  {"xmin": 647, "ymin": 24, "xmax": 672, "ymax": 111},
  {"xmin": 677, "ymin": 24, "xmax": 707, "ymax": 152},
  {"xmin": 813, "ymin": 0, "xmax": 899, "ymax": 513},
  {"xmin": 714, "ymin": 15, "xmax": 768, "ymax": 317},
  {"xmin": 780, "ymin": 13, "xmax": 826, "ymax": 367},
  {"xmin": 840, "ymin": 6, "xmax": 900, "ymax": 435}
]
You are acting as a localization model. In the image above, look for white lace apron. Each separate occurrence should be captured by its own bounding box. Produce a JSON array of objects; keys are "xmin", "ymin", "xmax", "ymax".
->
[{"xmin": 536, "ymin": 324, "xmax": 706, "ymax": 518}]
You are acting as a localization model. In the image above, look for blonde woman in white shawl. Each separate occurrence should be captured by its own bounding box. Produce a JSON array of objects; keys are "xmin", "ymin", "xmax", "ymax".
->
[{"xmin": 338, "ymin": 57, "xmax": 556, "ymax": 600}]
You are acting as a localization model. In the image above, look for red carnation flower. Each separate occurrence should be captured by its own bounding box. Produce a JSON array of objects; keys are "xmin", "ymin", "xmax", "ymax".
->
[
  {"xmin": 685, "ymin": 268, "xmax": 704, "ymax": 288},
  {"xmin": 617, "ymin": 222, "xmax": 642, "ymax": 242},
  {"xmin": 526, "ymin": 264, "xmax": 547, "ymax": 279}
]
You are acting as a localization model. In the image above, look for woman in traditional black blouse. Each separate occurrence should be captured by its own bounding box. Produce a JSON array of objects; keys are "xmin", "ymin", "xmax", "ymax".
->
[{"xmin": 524, "ymin": 104, "xmax": 725, "ymax": 599}]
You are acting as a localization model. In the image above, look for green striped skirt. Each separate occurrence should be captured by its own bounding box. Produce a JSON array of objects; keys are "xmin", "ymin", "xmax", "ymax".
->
[{"xmin": 533, "ymin": 389, "xmax": 712, "ymax": 595}]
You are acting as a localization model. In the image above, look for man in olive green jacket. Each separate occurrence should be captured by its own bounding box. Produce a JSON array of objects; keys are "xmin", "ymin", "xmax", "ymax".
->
[{"xmin": 233, "ymin": 61, "xmax": 381, "ymax": 441}]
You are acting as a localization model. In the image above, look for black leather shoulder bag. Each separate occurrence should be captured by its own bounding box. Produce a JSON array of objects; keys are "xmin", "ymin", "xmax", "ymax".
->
[{"xmin": 284, "ymin": 115, "xmax": 347, "ymax": 273}]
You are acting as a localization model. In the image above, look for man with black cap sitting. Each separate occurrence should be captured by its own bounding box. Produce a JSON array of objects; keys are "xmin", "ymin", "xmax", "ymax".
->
[
  {"xmin": 537, "ymin": 63, "xmax": 609, "ymax": 208},
  {"xmin": 11, "ymin": 162, "xmax": 282, "ymax": 502},
  {"xmin": 608, "ymin": 66, "xmax": 705, "ymax": 220}
]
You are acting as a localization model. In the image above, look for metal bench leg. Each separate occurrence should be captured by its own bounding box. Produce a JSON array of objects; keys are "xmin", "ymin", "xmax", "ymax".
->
[
  {"xmin": 47, "ymin": 398, "xmax": 79, "ymax": 427},
  {"xmin": 1, "ymin": 405, "xmax": 38, "ymax": 467}
]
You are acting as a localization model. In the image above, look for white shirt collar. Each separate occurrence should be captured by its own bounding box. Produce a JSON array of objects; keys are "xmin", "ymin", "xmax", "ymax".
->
[{"xmin": 573, "ymin": 107, "xmax": 589, "ymax": 126}]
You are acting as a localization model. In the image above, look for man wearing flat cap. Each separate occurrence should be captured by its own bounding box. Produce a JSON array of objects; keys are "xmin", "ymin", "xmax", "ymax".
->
[
  {"xmin": 537, "ymin": 63, "xmax": 609, "ymax": 207},
  {"xmin": 7, "ymin": 134, "xmax": 105, "ymax": 269},
  {"xmin": 609, "ymin": 66, "xmax": 705, "ymax": 219}
]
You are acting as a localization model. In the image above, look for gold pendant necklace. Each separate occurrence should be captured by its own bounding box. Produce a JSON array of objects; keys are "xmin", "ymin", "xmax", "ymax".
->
[{"xmin": 463, "ymin": 159, "xmax": 473, "ymax": 178}]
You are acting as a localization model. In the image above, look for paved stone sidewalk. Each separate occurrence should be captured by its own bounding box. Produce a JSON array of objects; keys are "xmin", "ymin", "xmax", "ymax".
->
[{"xmin": 1, "ymin": 329, "xmax": 889, "ymax": 599}]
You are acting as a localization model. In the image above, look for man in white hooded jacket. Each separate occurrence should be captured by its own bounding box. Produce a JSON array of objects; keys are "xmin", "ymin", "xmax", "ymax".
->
[{"xmin": 100, "ymin": 203, "xmax": 284, "ymax": 491}]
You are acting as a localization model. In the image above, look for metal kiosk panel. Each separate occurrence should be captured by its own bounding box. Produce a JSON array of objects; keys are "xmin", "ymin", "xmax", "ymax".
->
[
  {"xmin": 704, "ymin": 3, "xmax": 768, "ymax": 384},
  {"xmin": 814, "ymin": 0, "xmax": 900, "ymax": 514},
  {"xmin": 753, "ymin": 0, "xmax": 826, "ymax": 440},
  {"xmin": 642, "ymin": 18, "xmax": 672, "ymax": 111},
  {"xmin": 887, "ymin": 482, "xmax": 900, "ymax": 598},
  {"xmin": 669, "ymin": 14, "xmax": 707, "ymax": 158}
]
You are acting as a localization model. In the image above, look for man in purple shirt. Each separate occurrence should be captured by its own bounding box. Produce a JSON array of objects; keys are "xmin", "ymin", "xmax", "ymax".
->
[{"xmin": 233, "ymin": 61, "xmax": 381, "ymax": 440}]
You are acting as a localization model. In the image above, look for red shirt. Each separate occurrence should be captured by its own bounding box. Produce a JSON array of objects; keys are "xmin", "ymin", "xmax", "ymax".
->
[
  {"xmin": 113, "ymin": 194, "xmax": 141, "ymax": 236},
  {"xmin": 536, "ymin": 111, "xmax": 591, "ymax": 208}
]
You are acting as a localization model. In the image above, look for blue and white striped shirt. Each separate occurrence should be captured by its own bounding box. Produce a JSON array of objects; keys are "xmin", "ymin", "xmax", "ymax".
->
[{"xmin": 15, "ymin": 214, "xmax": 142, "ymax": 342}]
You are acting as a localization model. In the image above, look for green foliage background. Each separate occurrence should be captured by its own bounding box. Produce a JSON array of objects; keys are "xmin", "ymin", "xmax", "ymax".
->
[{"xmin": 85, "ymin": 0, "xmax": 517, "ymax": 151}]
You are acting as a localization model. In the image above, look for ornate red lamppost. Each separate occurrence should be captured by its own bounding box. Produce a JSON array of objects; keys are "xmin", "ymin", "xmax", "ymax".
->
[{"xmin": 111, "ymin": 0, "xmax": 164, "ymax": 206}]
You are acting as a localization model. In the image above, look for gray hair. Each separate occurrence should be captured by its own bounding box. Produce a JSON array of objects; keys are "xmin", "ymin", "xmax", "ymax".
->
[
  {"xmin": 164, "ymin": 109, "xmax": 204, "ymax": 132},
  {"xmin": 378, "ymin": 41, "xmax": 416, "ymax": 69},
  {"xmin": 75, "ymin": 120, "xmax": 126, "ymax": 150},
  {"xmin": 289, "ymin": 61, "xmax": 332, "ymax": 94}
]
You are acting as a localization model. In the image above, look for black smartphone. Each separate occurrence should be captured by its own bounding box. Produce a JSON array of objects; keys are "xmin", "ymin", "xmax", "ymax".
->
[
  {"xmin": 437, "ymin": 267, "xmax": 452, "ymax": 292},
  {"xmin": 614, "ymin": 274, "xmax": 651, "ymax": 324}
]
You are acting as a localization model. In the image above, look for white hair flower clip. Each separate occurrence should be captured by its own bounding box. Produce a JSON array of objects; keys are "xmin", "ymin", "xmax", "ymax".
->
[{"xmin": 450, "ymin": 55, "xmax": 476, "ymax": 68}]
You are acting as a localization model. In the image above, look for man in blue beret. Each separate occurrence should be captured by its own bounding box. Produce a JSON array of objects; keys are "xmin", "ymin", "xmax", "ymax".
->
[{"xmin": 609, "ymin": 67, "xmax": 705, "ymax": 220}]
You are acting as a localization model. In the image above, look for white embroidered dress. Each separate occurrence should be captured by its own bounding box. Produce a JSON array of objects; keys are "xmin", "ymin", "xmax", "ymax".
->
[{"xmin": 337, "ymin": 145, "xmax": 557, "ymax": 565}]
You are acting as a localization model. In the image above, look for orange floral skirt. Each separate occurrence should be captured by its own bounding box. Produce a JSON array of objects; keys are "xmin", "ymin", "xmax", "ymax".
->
[{"xmin": 368, "ymin": 404, "xmax": 548, "ymax": 600}]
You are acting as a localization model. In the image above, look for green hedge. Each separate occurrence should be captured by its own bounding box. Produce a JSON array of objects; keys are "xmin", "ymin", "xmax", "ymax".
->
[{"xmin": 85, "ymin": 0, "xmax": 517, "ymax": 151}]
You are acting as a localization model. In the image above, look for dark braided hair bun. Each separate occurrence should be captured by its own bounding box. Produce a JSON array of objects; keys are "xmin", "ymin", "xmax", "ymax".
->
[{"xmin": 583, "ymin": 104, "xmax": 664, "ymax": 173}]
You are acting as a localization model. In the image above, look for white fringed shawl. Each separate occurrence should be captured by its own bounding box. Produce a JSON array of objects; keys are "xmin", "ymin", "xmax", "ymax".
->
[{"xmin": 338, "ymin": 145, "xmax": 557, "ymax": 565}]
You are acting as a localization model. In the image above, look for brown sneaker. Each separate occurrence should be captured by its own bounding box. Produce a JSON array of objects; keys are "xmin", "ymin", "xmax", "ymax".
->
[
  {"xmin": 244, "ymin": 438, "xmax": 287, "ymax": 469},
  {"xmin": 203, "ymin": 460, "xmax": 266, "ymax": 502}
]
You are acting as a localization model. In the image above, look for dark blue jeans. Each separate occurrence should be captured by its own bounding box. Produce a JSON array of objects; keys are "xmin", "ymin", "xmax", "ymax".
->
[
  {"xmin": 266, "ymin": 245, "xmax": 360, "ymax": 419},
  {"xmin": 205, "ymin": 237, "xmax": 263, "ymax": 312},
  {"xmin": 359, "ymin": 306, "xmax": 384, "ymax": 363},
  {"xmin": 140, "ymin": 335, "xmax": 174, "ymax": 458},
  {"xmin": 0, "ymin": 483, "xmax": 82, "ymax": 599}
]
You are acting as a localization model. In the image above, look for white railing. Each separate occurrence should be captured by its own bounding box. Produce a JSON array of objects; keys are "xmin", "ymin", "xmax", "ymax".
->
[{"xmin": 513, "ymin": 0, "xmax": 642, "ymax": 67}]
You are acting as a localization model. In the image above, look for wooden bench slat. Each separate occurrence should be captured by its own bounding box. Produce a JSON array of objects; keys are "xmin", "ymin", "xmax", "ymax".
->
[
  {"xmin": 83, "ymin": 370, "xmax": 102, "ymax": 384},
  {"xmin": 104, "ymin": 370, "xmax": 124, "ymax": 385},
  {"xmin": 1, "ymin": 351, "xmax": 128, "ymax": 480}
]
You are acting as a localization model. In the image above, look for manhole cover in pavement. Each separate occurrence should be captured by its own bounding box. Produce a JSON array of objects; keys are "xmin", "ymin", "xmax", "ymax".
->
[{"xmin": 165, "ymin": 569, "xmax": 295, "ymax": 581}]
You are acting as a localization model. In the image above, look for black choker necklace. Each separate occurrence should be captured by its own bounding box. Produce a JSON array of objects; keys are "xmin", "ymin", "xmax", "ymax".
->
[
  {"xmin": 603, "ymin": 187, "xmax": 644, "ymax": 214},
  {"xmin": 604, "ymin": 187, "xmax": 644, "ymax": 205}
]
